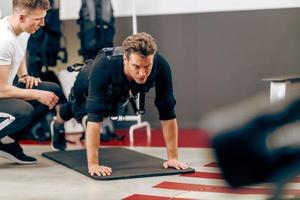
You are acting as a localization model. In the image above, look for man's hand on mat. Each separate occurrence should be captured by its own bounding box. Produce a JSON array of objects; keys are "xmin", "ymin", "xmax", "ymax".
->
[
  {"xmin": 88, "ymin": 165, "xmax": 112, "ymax": 176},
  {"xmin": 163, "ymin": 159, "xmax": 188, "ymax": 170}
]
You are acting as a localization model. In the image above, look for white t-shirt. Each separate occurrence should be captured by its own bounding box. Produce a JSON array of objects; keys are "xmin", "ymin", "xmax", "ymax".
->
[{"xmin": 0, "ymin": 16, "xmax": 30, "ymax": 85}]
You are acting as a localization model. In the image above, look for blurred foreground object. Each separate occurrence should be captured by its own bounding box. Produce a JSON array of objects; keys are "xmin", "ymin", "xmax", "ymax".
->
[{"xmin": 211, "ymin": 94, "xmax": 300, "ymax": 199}]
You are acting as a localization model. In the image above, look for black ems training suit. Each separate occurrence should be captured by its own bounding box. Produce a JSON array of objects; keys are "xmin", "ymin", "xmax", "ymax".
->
[{"xmin": 59, "ymin": 47, "xmax": 176, "ymax": 123}]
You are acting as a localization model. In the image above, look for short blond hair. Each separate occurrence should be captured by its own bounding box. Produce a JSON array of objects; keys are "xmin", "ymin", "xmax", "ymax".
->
[
  {"xmin": 122, "ymin": 32, "xmax": 158, "ymax": 59},
  {"xmin": 13, "ymin": 0, "xmax": 50, "ymax": 11}
]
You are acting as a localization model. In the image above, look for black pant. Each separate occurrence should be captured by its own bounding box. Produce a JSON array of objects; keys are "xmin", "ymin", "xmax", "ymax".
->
[
  {"xmin": 0, "ymin": 81, "xmax": 67, "ymax": 140},
  {"xmin": 59, "ymin": 97, "xmax": 129, "ymax": 123}
]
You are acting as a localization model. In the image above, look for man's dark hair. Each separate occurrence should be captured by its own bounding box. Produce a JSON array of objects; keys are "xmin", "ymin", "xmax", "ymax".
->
[{"xmin": 122, "ymin": 32, "xmax": 158, "ymax": 59}]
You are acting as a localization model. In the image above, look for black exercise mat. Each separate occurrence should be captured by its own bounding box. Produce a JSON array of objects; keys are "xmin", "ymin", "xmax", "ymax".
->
[{"xmin": 42, "ymin": 148, "xmax": 195, "ymax": 180}]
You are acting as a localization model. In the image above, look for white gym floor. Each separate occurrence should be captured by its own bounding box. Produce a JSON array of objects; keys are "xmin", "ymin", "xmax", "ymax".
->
[{"xmin": 0, "ymin": 142, "xmax": 295, "ymax": 200}]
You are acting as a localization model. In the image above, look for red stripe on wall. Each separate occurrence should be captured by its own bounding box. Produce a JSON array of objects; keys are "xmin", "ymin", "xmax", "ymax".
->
[
  {"xmin": 19, "ymin": 128, "xmax": 211, "ymax": 148},
  {"xmin": 293, "ymin": 177, "xmax": 300, "ymax": 183},
  {"xmin": 123, "ymin": 194, "xmax": 194, "ymax": 200},
  {"xmin": 154, "ymin": 181, "xmax": 300, "ymax": 195}
]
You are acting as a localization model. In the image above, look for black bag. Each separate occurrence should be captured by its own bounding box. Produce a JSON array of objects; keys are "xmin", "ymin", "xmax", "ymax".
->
[
  {"xmin": 77, "ymin": 0, "xmax": 115, "ymax": 60},
  {"xmin": 27, "ymin": 7, "xmax": 67, "ymax": 77}
]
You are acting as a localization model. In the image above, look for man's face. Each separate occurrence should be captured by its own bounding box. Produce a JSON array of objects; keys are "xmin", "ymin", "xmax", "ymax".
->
[
  {"xmin": 124, "ymin": 52, "xmax": 154, "ymax": 84},
  {"xmin": 19, "ymin": 8, "xmax": 46, "ymax": 34}
]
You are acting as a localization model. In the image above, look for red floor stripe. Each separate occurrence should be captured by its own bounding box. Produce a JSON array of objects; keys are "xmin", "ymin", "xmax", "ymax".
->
[
  {"xmin": 181, "ymin": 171, "xmax": 223, "ymax": 179},
  {"xmin": 203, "ymin": 162, "xmax": 218, "ymax": 167},
  {"xmin": 154, "ymin": 181, "xmax": 300, "ymax": 195},
  {"xmin": 123, "ymin": 194, "xmax": 194, "ymax": 200},
  {"xmin": 181, "ymin": 171, "xmax": 300, "ymax": 184}
]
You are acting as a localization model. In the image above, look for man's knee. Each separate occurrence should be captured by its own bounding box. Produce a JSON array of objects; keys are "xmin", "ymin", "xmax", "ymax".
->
[
  {"xmin": 13, "ymin": 101, "xmax": 35, "ymax": 125},
  {"xmin": 38, "ymin": 81, "xmax": 67, "ymax": 103},
  {"xmin": 59, "ymin": 102, "xmax": 74, "ymax": 121},
  {"xmin": 0, "ymin": 100, "xmax": 34, "ymax": 138}
]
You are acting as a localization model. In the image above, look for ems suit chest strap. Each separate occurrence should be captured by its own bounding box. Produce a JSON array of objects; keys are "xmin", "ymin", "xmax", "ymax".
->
[{"xmin": 104, "ymin": 47, "xmax": 146, "ymax": 118}]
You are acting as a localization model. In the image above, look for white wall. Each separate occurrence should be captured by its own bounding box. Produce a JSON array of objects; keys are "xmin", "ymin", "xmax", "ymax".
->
[
  {"xmin": 0, "ymin": 0, "xmax": 12, "ymax": 17},
  {"xmin": 60, "ymin": 0, "xmax": 300, "ymax": 20}
]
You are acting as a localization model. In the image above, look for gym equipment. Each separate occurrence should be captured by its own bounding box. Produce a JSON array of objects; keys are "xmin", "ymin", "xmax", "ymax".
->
[{"xmin": 262, "ymin": 74, "xmax": 300, "ymax": 103}]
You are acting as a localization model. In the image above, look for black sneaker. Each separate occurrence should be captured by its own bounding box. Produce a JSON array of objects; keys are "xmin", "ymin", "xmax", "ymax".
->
[
  {"xmin": 0, "ymin": 142, "xmax": 37, "ymax": 164},
  {"xmin": 50, "ymin": 119, "xmax": 66, "ymax": 151}
]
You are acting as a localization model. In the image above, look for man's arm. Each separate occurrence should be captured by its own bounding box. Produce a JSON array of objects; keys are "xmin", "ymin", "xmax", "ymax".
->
[
  {"xmin": 17, "ymin": 56, "xmax": 41, "ymax": 89},
  {"xmin": 86, "ymin": 121, "xmax": 112, "ymax": 176},
  {"xmin": 161, "ymin": 118, "xmax": 188, "ymax": 170},
  {"xmin": 161, "ymin": 118, "xmax": 178, "ymax": 160},
  {"xmin": 17, "ymin": 56, "xmax": 28, "ymax": 78},
  {"xmin": 0, "ymin": 64, "xmax": 58, "ymax": 109},
  {"xmin": 153, "ymin": 54, "xmax": 188, "ymax": 169}
]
